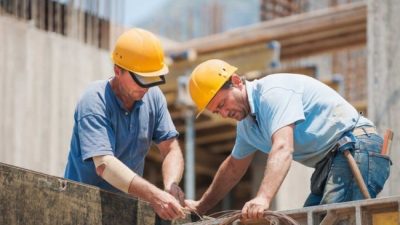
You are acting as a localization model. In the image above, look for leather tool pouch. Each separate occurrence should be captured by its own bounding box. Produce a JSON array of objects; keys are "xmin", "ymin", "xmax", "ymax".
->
[{"xmin": 310, "ymin": 147, "xmax": 337, "ymax": 195}]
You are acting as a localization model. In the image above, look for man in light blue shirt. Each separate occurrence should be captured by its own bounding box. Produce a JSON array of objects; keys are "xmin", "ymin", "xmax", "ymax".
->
[
  {"xmin": 185, "ymin": 59, "xmax": 391, "ymax": 220},
  {"xmin": 64, "ymin": 28, "xmax": 185, "ymax": 220}
]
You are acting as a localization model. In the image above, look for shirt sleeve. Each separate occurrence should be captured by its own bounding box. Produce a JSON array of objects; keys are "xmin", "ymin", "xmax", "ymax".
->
[
  {"xmin": 152, "ymin": 89, "xmax": 179, "ymax": 144},
  {"xmin": 259, "ymin": 88, "xmax": 305, "ymax": 138},
  {"xmin": 78, "ymin": 114, "xmax": 115, "ymax": 161}
]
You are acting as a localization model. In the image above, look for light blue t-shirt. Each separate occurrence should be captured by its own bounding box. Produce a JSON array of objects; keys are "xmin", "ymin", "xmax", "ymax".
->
[
  {"xmin": 64, "ymin": 80, "xmax": 178, "ymax": 193},
  {"xmin": 232, "ymin": 74, "xmax": 372, "ymax": 167}
]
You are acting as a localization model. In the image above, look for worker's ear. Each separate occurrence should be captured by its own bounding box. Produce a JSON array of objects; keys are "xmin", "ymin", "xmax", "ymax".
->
[
  {"xmin": 231, "ymin": 74, "xmax": 244, "ymax": 88},
  {"xmin": 113, "ymin": 65, "xmax": 123, "ymax": 76}
]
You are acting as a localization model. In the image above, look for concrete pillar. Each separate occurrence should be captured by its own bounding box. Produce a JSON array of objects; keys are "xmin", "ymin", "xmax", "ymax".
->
[{"xmin": 368, "ymin": 0, "xmax": 400, "ymax": 196}]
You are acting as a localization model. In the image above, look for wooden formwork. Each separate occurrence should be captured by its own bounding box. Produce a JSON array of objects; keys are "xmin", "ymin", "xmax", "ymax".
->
[
  {"xmin": 183, "ymin": 197, "xmax": 400, "ymax": 225},
  {"xmin": 1, "ymin": 161, "xmax": 398, "ymax": 225},
  {"xmin": 282, "ymin": 196, "xmax": 400, "ymax": 225},
  {"xmin": 0, "ymin": 162, "xmax": 190, "ymax": 225}
]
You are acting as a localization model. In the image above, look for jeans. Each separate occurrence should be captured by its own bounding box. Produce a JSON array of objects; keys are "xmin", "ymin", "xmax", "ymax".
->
[{"xmin": 304, "ymin": 133, "xmax": 391, "ymax": 207}]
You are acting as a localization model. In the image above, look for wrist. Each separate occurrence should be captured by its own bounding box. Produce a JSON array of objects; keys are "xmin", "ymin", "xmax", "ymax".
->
[
  {"xmin": 195, "ymin": 198, "xmax": 209, "ymax": 215},
  {"xmin": 147, "ymin": 188, "xmax": 166, "ymax": 206},
  {"xmin": 196, "ymin": 204, "xmax": 208, "ymax": 215},
  {"xmin": 164, "ymin": 181, "xmax": 179, "ymax": 190},
  {"xmin": 128, "ymin": 176, "xmax": 161, "ymax": 203},
  {"xmin": 255, "ymin": 191, "xmax": 271, "ymax": 202}
]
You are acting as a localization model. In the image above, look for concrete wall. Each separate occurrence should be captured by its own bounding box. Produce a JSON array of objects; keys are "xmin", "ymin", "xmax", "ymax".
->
[
  {"xmin": 368, "ymin": 0, "xmax": 400, "ymax": 197},
  {"xmin": 0, "ymin": 16, "xmax": 113, "ymax": 176}
]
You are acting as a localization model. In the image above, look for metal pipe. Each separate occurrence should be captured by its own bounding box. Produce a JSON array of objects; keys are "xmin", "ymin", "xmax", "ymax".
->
[
  {"xmin": 184, "ymin": 108, "xmax": 195, "ymax": 200},
  {"xmin": 176, "ymin": 75, "xmax": 197, "ymax": 200}
]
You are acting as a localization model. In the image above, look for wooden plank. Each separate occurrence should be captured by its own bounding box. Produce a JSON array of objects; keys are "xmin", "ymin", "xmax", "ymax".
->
[
  {"xmin": 196, "ymin": 130, "xmax": 237, "ymax": 145},
  {"xmin": 207, "ymin": 142, "xmax": 235, "ymax": 154},
  {"xmin": 0, "ymin": 162, "xmax": 138, "ymax": 224},
  {"xmin": 372, "ymin": 212, "xmax": 399, "ymax": 225},
  {"xmin": 281, "ymin": 32, "xmax": 366, "ymax": 59},
  {"xmin": 280, "ymin": 22, "xmax": 365, "ymax": 47},
  {"xmin": 0, "ymin": 162, "xmax": 191, "ymax": 225},
  {"xmin": 146, "ymin": 147, "xmax": 216, "ymax": 177},
  {"xmin": 176, "ymin": 119, "xmax": 235, "ymax": 134}
]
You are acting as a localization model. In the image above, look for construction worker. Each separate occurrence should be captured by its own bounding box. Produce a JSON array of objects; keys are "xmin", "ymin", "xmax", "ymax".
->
[
  {"xmin": 64, "ymin": 28, "xmax": 185, "ymax": 220},
  {"xmin": 184, "ymin": 59, "xmax": 391, "ymax": 219}
]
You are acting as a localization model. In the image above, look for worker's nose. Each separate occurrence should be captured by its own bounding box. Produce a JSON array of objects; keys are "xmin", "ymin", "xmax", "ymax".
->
[{"xmin": 219, "ymin": 108, "xmax": 229, "ymax": 118}]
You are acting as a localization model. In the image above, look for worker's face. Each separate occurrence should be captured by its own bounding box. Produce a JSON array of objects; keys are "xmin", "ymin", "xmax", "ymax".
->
[
  {"xmin": 206, "ymin": 76, "xmax": 250, "ymax": 121},
  {"xmin": 119, "ymin": 69, "xmax": 149, "ymax": 100}
]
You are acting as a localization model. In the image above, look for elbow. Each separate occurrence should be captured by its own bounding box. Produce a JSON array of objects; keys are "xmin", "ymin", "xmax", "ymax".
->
[
  {"xmin": 93, "ymin": 156, "xmax": 106, "ymax": 177},
  {"xmin": 272, "ymin": 140, "xmax": 294, "ymax": 162},
  {"xmin": 96, "ymin": 164, "xmax": 106, "ymax": 176}
]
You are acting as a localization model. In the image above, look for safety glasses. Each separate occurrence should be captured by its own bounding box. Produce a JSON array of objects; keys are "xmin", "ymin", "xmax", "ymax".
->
[{"xmin": 129, "ymin": 71, "xmax": 166, "ymax": 88}]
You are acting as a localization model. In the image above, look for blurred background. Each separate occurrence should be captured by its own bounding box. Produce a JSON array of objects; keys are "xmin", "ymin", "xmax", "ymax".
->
[{"xmin": 0, "ymin": 0, "xmax": 399, "ymax": 213}]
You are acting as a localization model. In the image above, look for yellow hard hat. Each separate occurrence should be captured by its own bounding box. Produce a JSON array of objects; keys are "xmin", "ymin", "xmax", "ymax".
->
[
  {"xmin": 189, "ymin": 59, "xmax": 237, "ymax": 115},
  {"xmin": 111, "ymin": 28, "xmax": 168, "ymax": 86}
]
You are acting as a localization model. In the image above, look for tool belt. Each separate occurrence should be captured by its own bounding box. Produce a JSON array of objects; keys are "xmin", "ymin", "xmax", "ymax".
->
[
  {"xmin": 310, "ymin": 126, "xmax": 378, "ymax": 195},
  {"xmin": 310, "ymin": 146, "xmax": 338, "ymax": 195}
]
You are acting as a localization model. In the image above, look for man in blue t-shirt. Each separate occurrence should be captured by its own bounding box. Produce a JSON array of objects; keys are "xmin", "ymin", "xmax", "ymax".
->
[
  {"xmin": 64, "ymin": 28, "xmax": 185, "ymax": 220},
  {"xmin": 185, "ymin": 59, "xmax": 391, "ymax": 220}
]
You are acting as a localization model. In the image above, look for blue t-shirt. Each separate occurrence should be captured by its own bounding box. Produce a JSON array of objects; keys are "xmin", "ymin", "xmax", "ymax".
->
[
  {"xmin": 232, "ymin": 74, "xmax": 373, "ymax": 167},
  {"xmin": 64, "ymin": 80, "xmax": 178, "ymax": 193}
]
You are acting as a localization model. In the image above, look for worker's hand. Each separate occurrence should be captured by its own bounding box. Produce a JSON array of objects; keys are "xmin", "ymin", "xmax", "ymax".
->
[
  {"xmin": 184, "ymin": 199, "xmax": 202, "ymax": 214},
  {"xmin": 241, "ymin": 196, "xmax": 270, "ymax": 220},
  {"xmin": 165, "ymin": 182, "xmax": 185, "ymax": 206},
  {"xmin": 150, "ymin": 190, "xmax": 186, "ymax": 221}
]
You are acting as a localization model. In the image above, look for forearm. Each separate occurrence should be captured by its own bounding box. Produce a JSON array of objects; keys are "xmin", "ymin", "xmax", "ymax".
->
[
  {"xmin": 257, "ymin": 146, "xmax": 292, "ymax": 201},
  {"xmin": 92, "ymin": 155, "xmax": 164, "ymax": 201},
  {"xmin": 240, "ymin": 125, "xmax": 294, "ymax": 220},
  {"xmin": 128, "ymin": 174, "xmax": 165, "ymax": 202},
  {"xmin": 198, "ymin": 156, "xmax": 247, "ymax": 214},
  {"xmin": 162, "ymin": 146, "xmax": 184, "ymax": 188}
]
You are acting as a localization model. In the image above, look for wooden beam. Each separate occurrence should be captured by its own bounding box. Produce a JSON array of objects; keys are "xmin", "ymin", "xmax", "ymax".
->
[
  {"xmin": 146, "ymin": 145, "xmax": 222, "ymax": 177},
  {"xmin": 196, "ymin": 130, "xmax": 237, "ymax": 145},
  {"xmin": 281, "ymin": 31, "xmax": 366, "ymax": 59},
  {"xmin": 249, "ymin": 66, "xmax": 317, "ymax": 79},
  {"xmin": 171, "ymin": 43, "xmax": 275, "ymax": 74},
  {"xmin": 164, "ymin": 91, "xmax": 176, "ymax": 106},
  {"xmin": 208, "ymin": 142, "xmax": 235, "ymax": 154},
  {"xmin": 280, "ymin": 22, "xmax": 365, "ymax": 47},
  {"xmin": 169, "ymin": 110, "xmax": 182, "ymax": 121},
  {"xmin": 200, "ymin": 110, "xmax": 237, "ymax": 125},
  {"xmin": 166, "ymin": 2, "xmax": 366, "ymax": 55},
  {"xmin": 176, "ymin": 119, "xmax": 235, "ymax": 133}
]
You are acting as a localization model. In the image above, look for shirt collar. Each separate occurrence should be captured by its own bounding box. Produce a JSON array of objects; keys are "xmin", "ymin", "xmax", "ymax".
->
[{"xmin": 245, "ymin": 80, "xmax": 257, "ymax": 116}]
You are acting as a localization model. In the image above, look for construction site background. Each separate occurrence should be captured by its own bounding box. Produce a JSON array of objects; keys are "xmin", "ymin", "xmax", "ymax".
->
[{"xmin": 0, "ymin": 0, "xmax": 399, "ymax": 215}]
